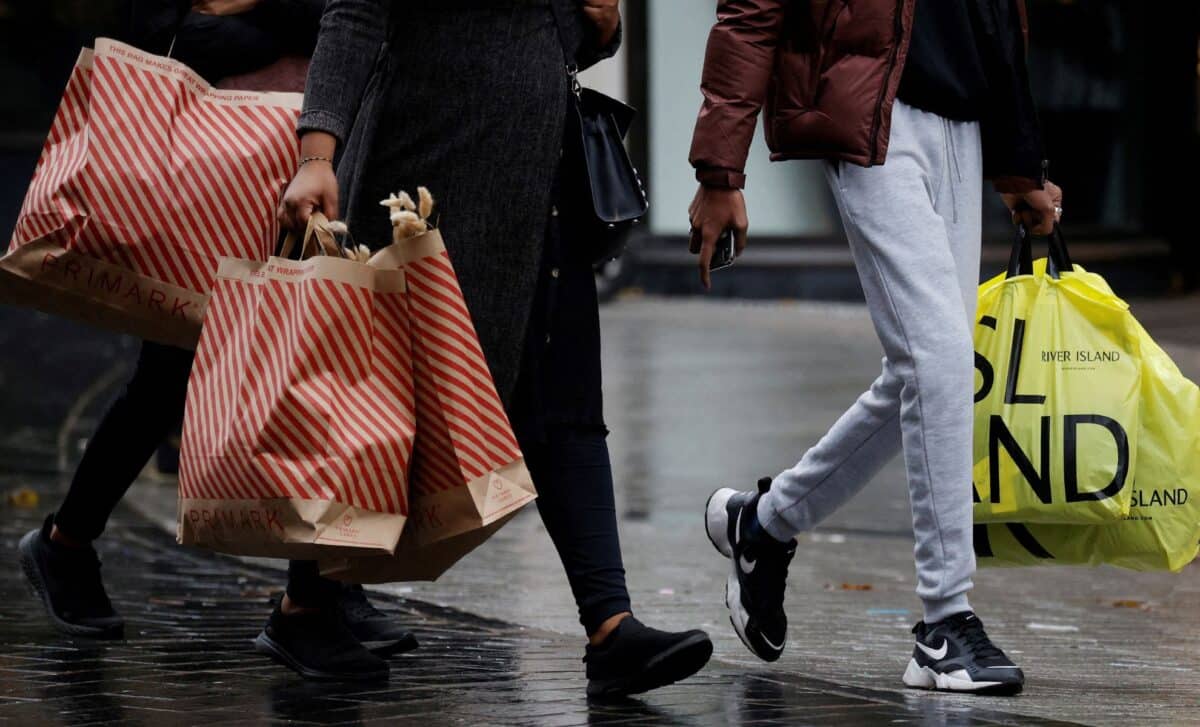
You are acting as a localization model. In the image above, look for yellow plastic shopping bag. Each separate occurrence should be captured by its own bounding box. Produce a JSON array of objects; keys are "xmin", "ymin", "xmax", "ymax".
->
[
  {"xmin": 972, "ymin": 230, "xmax": 1141, "ymax": 524},
  {"xmin": 977, "ymin": 311, "xmax": 1200, "ymax": 571}
]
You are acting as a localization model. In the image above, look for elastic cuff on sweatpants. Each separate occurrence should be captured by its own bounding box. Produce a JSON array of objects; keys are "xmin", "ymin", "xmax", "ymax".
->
[{"xmin": 922, "ymin": 593, "xmax": 972, "ymax": 624}]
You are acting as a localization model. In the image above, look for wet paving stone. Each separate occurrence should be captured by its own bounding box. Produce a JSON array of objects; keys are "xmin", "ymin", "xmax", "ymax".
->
[{"xmin": 0, "ymin": 501, "xmax": 1076, "ymax": 726}]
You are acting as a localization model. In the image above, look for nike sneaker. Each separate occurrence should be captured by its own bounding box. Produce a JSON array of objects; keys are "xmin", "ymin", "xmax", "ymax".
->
[
  {"xmin": 903, "ymin": 611, "xmax": 1024, "ymax": 695},
  {"xmin": 704, "ymin": 478, "xmax": 796, "ymax": 662}
]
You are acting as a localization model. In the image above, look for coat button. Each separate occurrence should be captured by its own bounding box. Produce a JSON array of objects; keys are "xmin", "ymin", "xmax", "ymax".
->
[
  {"xmin": 551, "ymin": 206, "xmax": 559, "ymax": 217},
  {"xmin": 550, "ymin": 268, "xmax": 560, "ymax": 279},
  {"xmin": 545, "ymin": 334, "xmax": 552, "ymax": 345}
]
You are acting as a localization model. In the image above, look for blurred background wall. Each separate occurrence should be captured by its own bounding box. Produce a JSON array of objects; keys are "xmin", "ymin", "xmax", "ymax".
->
[{"xmin": 1, "ymin": 0, "xmax": 1197, "ymax": 299}]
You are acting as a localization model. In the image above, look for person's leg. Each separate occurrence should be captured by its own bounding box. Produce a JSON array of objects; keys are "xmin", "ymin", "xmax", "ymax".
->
[
  {"xmin": 524, "ymin": 430, "xmax": 631, "ymax": 637},
  {"xmin": 705, "ymin": 102, "xmax": 990, "ymax": 666},
  {"xmin": 53, "ymin": 342, "xmax": 193, "ymax": 544},
  {"xmin": 761, "ymin": 103, "xmax": 979, "ymax": 622},
  {"xmin": 517, "ymin": 209, "xmax": 711, "ymax": 697},
  {"xmin": 21, "ymin": 341, "xmax": 192, "ymax": 638}
]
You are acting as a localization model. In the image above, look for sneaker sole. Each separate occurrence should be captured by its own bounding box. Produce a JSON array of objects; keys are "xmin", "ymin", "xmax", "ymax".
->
[
  {"xmin": 902, "ymin": 658, "xmax": 1022, "ymax": 696},
  {"xmin": 586, "ymin": 632, "xmax": 713, "ymax": 699},
  {"xmin": 18, "ymin": 531, "xmax": 124, "ymax": 640},
  {"xmin": 704, "ymin": 488, "xmax": 736, "ymax": 558},
  {"xmin": 254, "ymin": 632, "xmax": 389, "ymax": 682}
]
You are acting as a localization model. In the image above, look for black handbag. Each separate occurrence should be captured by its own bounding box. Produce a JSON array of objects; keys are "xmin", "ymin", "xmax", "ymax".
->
[{"xmin": 556, "ymin": 67, "xmax": 648, "ymax": 264}]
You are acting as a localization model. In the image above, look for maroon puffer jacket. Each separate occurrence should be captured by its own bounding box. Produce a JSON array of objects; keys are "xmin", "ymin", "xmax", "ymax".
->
[{"xmin": 689, "ymin": 0, "xmax": 1039, "ymax": 193}]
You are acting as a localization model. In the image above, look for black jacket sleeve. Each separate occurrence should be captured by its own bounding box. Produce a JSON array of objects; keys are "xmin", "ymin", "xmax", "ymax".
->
[{"xmin": 976, "ymin": 0, "xmax": 1046, "ymax": 192}]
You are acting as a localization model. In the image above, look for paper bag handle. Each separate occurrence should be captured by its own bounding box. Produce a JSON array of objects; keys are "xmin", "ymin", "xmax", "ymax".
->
[{"xmin": 278, "ymin": 212, "xmax": 342, "ymax": 260}]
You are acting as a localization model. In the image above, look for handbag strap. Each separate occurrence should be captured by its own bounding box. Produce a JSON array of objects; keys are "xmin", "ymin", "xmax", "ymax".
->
[{"xmin": 548, "ymin": 1, "xmax": 583, "ymax": 95}]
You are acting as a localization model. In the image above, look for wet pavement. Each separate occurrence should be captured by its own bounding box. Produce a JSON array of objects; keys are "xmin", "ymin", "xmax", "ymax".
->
[
  {"xmin": 3, "ymin": 298, "xmax": 1200, "ymax": 725},
  {"xmin": 0, "ymin": 488, "xmax": 1076, "ymax": 726}
]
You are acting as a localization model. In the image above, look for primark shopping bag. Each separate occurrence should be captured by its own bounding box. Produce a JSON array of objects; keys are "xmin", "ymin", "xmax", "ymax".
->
[
  {"xmin": 178, "ymin": 215, "xmax": 416, "ymax": 560},
  {"xmin": 972, "ymin": 229, "xmax": 1141, "ymax": 525},
  {"xmin": 319, "ymin": 193, "xmax": 537, "ymax": 582},
  {"xmin": 977, "ymin": 305, "xmax": 1200, "ymax": 572},
  {"xmin": 1, "ymin": 39, "xmax": 301, "ymax": 349}
]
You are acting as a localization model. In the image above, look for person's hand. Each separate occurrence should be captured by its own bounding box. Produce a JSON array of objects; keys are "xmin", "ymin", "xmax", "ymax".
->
[
  {"xmin": 582, "ymin": 0, "xmax": 621, "ymax": 48},
  {"xmin": 689, "ymin": 184, "xmax": 748, "ymax": 291},
  {"xmin": 1001, "ymin": 180, "xmax": 1063, "ymax": 236},
  {"xmin": 278, "ymin": 161, "xmax": 338, "ymax": 233},
  {"xmin": 192, "ymin": 0, "xmax": 261, "ymax": 16}
]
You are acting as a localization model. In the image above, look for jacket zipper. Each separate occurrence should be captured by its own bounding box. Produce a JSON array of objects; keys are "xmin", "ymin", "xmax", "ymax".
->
[{"xmin": 868, "ymin": 0, "xmax": 906, "ymax": 164}]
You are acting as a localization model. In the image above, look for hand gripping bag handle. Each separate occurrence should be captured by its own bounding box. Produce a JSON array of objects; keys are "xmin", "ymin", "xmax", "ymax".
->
[{"xmin": 1007, "ymin": 223, "xmax": 1074, "ymax": 280}]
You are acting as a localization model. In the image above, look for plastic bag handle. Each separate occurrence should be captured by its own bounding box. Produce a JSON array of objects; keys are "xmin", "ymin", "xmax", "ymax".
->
[{"xmin": 1006, "ymin": 224, "xmax": 1073, "ymax": 280}]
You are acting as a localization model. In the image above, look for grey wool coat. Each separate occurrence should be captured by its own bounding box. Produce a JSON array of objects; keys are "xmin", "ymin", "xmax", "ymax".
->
[{"xmin": 298, "ymin": 0, "xmax": 619, "ymax": 406}]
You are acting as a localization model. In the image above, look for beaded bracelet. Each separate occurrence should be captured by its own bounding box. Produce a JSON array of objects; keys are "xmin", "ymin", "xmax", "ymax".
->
[{"xmin": 299, "ymin": 155, "xmax": 333, "ymax": 168}]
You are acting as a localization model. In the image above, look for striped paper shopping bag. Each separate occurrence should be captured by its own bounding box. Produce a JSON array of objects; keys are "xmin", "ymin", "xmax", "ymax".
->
[
  {"xmin": 178, "ymin": 220, "xmax": 416, "ymax": 559},
  {"xmin": 0, "ymin": 39, "xmax": 301, "ymax": 349},
  {"xmin": 320, "ymin": 224, "xmax": 537, "ymax": 583}
]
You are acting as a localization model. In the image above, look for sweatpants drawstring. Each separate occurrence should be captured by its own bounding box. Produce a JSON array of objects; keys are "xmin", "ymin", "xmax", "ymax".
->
[{"xmin": 944, "ymin": 117, "xmax": 962, "ymax": 224}]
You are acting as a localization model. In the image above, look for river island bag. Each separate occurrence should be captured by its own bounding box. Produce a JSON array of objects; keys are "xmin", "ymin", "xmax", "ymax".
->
[{"xmin": 972, "ymin": 229, "xmax": 1141, "ymax": 525}]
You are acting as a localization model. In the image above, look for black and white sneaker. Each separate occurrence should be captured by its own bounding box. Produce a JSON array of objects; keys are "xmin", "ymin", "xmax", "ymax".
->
[
  {"xmin": 704, "ymin": 478, "xmax": 796, "ymax": 662},
  {"xmin": 19, "ymin": 514, "xmax": 124, "ymax": 639},
  {"xmin": 902, "ymin": 611, "xmax": 1024, "ymax": 695},
  {"xmin": 337, "ymin": 585, "xmax": 419, "ymax": 656}
]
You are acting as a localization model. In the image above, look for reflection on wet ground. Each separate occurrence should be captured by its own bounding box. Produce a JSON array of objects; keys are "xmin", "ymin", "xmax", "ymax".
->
[{"xmin": 0, "ymin": 501, "xmax": 1070, "ymax": 726}]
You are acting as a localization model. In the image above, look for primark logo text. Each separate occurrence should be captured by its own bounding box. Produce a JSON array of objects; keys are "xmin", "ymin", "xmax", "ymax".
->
[
  {"xmin": 40, "ymin": 252, "xmax": 195, "ymax": 318},
  {"xmin": 187, "ymin": 507, "xmax": 284, "ymax": 535}
]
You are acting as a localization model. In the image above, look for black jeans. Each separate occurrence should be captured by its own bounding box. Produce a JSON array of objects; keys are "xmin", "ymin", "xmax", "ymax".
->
[
  {"xmin": 510, "ymin": 199, "xmax": 631, "ymax": 634},
  {"xmin": 53, "ymin": 342, "xmax": 341, "ymax": 608}
]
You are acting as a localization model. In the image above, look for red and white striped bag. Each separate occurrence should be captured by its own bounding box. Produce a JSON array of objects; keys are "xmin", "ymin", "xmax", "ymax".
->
[
  {"xmin": 178, "ymin": 217, "xmax": 416, "ymax": 559},
  {"xmin": 0, "ymin": 39, "xmax": 300, "ymax": 349},
  {"xmin": 320, "ymin": 227, "xmax": 537, "ymax": 582}
]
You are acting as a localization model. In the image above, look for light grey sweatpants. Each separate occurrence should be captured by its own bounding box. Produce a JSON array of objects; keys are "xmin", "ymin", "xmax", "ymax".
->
[{"xmin": 758, "ymin": 101, "xmax": 983, "ymax": 623}]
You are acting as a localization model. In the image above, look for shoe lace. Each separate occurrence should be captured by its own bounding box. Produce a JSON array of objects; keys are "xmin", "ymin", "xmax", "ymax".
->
[{"xmin": 948, "ymin": 614, "xmax": 1003, "ymax": 660}]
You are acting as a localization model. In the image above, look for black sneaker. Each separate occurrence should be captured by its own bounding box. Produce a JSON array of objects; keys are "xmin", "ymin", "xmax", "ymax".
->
[
  {"xmin": 704, "ymin": 478, "xmax": 796, "ymax": 662},
  {"xmin": 584, "ymin": 616, "xmax": 712, "ymax": 699},
  {"xmin": 255, "ymin": 604, "xmax": 389, "ymax": 681},
  {"xmin": 337, "ymin": 585, "xmax": 419, "ymax": 656},
  {"xmin": 903, "ymin": 611, "xmax": 1024, "ymax": 695},
  {"xmin": 19, "ymin": 514, "xmax": 124, "ymax": 639}
]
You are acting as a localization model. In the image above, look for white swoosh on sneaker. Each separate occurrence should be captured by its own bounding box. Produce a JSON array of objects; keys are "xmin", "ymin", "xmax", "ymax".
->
[
  {"xmin": 916, "ymin": 640, "xmax": 949, "ymax": 661},
  {"xmin": 760, "ymin": 632, "xmax": 784, "ymax": 652}
]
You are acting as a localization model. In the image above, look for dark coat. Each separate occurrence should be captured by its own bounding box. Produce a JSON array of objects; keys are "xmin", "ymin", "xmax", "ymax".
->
[
  {"xmin": 689, "ymin": 0, "xmax": 1043, "ymax": 193},
  {"xmin": 299, "ymin": 0, "xmax": 617, "ymax": 405}
]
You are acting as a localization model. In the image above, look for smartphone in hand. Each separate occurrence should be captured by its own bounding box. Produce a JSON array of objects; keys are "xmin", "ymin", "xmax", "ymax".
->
[{"xmin": 709, "ymin": 229, "xmax": 736, "ymax": 273}]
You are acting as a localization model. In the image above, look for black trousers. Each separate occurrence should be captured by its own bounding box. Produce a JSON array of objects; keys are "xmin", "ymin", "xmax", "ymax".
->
[{"xmin": 510, "ymin": 201, "xmax": 631, "ymax": 634}]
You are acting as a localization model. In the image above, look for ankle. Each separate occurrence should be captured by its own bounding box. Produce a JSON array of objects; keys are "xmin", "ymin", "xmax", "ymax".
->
[
  {"xmin": 280, "ymin": 594, "xmax": 323, "ymax": 616},
  {"xmin": 588, "ymin": 612, "xmax": 632, "ymax": 647},
  {"xmin": 49, "ymin": 524, "xmax": 88, "ymax": 549}
]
